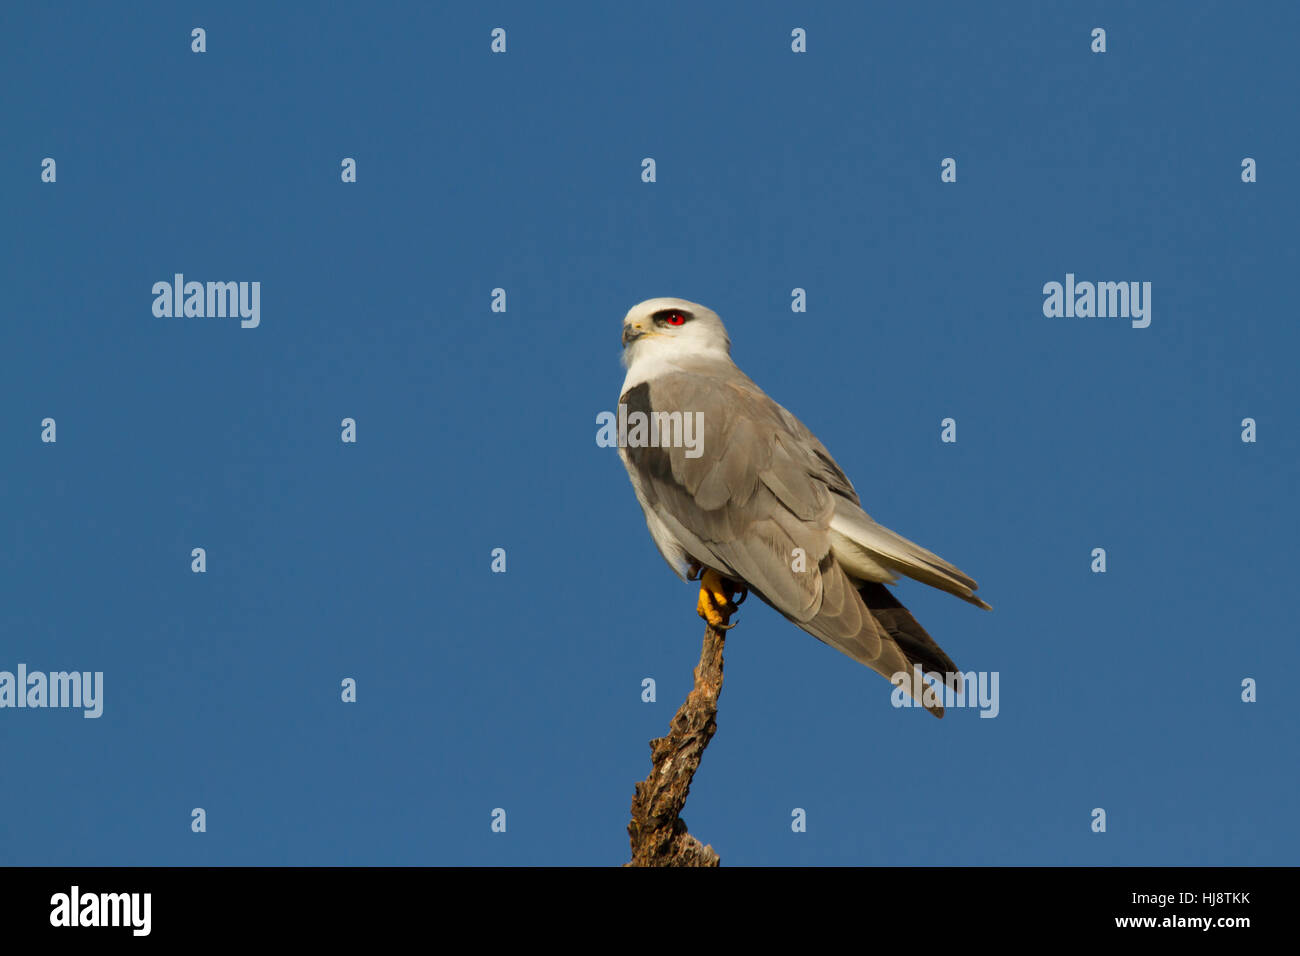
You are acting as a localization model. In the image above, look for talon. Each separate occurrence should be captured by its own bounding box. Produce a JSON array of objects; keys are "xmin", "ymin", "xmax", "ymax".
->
[
  {"xmin": 733, "ymin": 585, "xmax": 748, "ymax": 606},
  {"xmin": 686, "ymin": 560, "xmax": 703, "ymax": 582},
  {"xmin": 695, "ymin": 568, "xmax": 744, "ymax": 629}
]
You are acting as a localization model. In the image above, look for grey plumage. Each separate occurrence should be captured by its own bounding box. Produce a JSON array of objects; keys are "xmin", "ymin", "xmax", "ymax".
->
[{"xmin": 616, "ymin": 298, "xmax": 990, "ymax": 717}]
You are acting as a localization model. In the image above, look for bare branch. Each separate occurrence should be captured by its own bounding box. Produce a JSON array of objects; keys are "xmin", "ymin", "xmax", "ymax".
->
[{"xmin": 626, "ymin": 621, "xmax": 727, "ymax": 867}]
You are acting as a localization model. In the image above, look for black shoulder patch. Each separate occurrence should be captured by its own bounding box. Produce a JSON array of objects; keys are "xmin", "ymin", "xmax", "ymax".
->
[
  {"xmin": 620, "ymin": 381, "xmax": 673, "ymax": 480},
  {"xmin": 621, "ymin": 381, "xmax": 652, "ymax": 415}
]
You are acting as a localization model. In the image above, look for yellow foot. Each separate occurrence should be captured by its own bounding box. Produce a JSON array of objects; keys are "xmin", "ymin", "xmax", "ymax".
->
[{"xmin": 695, "ymin": 568, "xmax": 747, "ymax": 630}]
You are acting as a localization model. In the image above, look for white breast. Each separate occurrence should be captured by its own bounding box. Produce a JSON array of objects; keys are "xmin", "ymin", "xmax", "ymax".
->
[
  {"xmin": 619, "ymin": 336, "xmax": 732, "ymax": 395},
  {"xmin": 620, "ymin": 343, "xmax": 684, "ymax": 394}
]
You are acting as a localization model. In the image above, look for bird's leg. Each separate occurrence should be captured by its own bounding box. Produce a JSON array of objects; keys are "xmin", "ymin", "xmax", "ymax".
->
[{"xmin": 696, "ymin": 568, "xmax": 744, "ymax": 630}]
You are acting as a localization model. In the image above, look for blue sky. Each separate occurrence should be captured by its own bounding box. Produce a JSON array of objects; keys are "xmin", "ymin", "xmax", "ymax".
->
[{"xmin": 2, "ymin": 1, "xmax": 1297, "ymax": 865}]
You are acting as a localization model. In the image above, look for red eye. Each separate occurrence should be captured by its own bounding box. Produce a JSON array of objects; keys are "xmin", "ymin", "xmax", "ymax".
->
[{"xmin": 665, "ymin": 312, "xmax": 686, "ymax": 325}]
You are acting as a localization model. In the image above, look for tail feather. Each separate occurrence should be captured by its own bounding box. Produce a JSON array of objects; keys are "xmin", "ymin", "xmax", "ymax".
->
[
  {"xmin": 859, "ymin": 582, "xmax": 962, "ymax": 719},
  {"xmin": 771, "ymin": 562, "xmax": 971, "ymax": 720},
  {"xmin": 830, "ymin": 503, "xmax": 992, "ymax": 611}
]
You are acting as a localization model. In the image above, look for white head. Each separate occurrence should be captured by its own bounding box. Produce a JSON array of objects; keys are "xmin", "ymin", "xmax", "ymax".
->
[{"xmin": 620, "ymin": 297, "xmax": 732, "ymax": 371}]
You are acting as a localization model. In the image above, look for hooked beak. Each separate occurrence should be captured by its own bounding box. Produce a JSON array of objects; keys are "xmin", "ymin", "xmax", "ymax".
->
[{"xmin": 622, "ymin": 323, "xmax": 646, "ymax": 347}]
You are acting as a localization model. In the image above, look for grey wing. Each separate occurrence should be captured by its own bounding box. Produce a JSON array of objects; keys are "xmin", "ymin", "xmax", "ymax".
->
[{"xmin": 618, "ymin": 370, "xmax": 886, "ymax": 665}]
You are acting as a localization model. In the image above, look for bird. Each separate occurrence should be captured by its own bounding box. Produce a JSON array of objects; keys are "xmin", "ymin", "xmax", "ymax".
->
[{"xmin": 615, "ymin": 297, "xmax": 991, "ymax": 717}]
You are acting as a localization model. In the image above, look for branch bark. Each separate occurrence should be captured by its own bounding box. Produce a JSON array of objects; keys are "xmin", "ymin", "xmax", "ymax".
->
[{"xmin": 626, "ymin": 622, "xmax": 726, "ymax": 867}]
